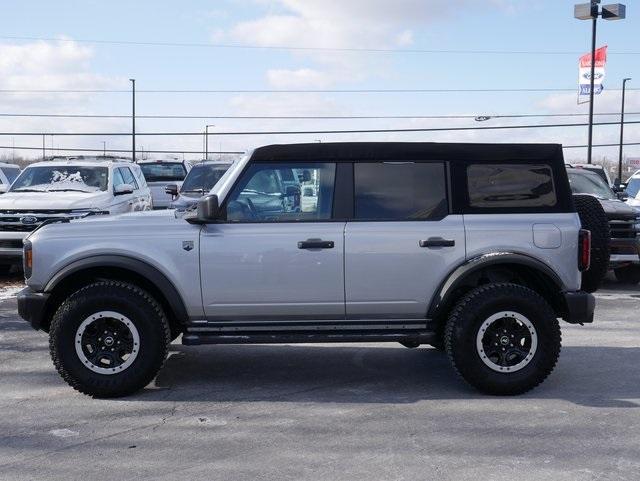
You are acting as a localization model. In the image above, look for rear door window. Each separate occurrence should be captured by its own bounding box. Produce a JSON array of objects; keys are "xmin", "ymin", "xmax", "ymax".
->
[
  {"xmin": 353, "ymin": 162, "xmax": 447, "ymax": 221},
  {"xmin": 466, "ymin": 164, "xmax": 556, "ymax": 209}
]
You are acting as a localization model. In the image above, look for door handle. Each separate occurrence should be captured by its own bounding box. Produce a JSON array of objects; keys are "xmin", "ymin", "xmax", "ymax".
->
[
  {"xmin": 419, "ymin": 237, "xmax": 455, "ymax": 248},
  {"xmin": 298, "ymin": 239, "xmax": 335, "ymax": 249}
]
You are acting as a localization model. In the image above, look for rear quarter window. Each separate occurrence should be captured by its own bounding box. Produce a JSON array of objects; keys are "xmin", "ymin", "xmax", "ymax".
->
[{"xmin": 466, "ymin": 164, "xmax": 557, "ymax": 209}]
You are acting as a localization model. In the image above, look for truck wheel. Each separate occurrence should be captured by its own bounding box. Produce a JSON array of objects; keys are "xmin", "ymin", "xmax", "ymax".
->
[
  {"xmin": 444, "ymin": 283, "xmax": 561, "ymax": 395},
  {"xmin": 614, "ymin": 265, "xmax": 640, "ymax": 285},
  {"xmin": 573, "ymin": 194, "xmax": 610, "ymax": 293},
  {"xmin": 49, "ymin": 281, "xmax": 170, "ymax": 398}
]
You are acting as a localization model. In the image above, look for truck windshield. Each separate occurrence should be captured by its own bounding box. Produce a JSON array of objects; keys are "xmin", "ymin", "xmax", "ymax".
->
[
  {"xmin": 10, "ymin": 166, "xmax": 109, "ymax": 193},
  {"xmin": 140, "ymin": 162, "xmax": 187, "ymax": 182},
  {"xmin": 567, "ymin": 170, "xmax": 617, "ymax": 200},
  {"xmin": 626, "ymin": 178, "xmax": 640, "ymax": 199},
  {"xmin": 180, "ymin": 163, "xmax": 231, "ymax": 193}
]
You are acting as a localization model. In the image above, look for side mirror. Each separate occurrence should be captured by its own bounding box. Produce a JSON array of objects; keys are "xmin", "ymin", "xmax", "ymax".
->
[
  {"xmin": 196, "ymin": 194, "xmax": 220, "ymax": 222},
  {"xmin": 0, "ymin": 184, "xmax": 8, "ymax": 194},
  {"xmin": 165, "ymin": 184, "xmax": 179, "ymax": 197},
  {"xmin": 114, "ymin": 184, "xmax": 134, "ymax": 196},
  {"xmin": 617, "ymin": 191, "xmax": 629, "ymax": 201}
]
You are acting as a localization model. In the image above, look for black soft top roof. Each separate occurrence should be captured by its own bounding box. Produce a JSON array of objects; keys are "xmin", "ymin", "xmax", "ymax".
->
[{"xmin": 250, "ymin": 142, "xmax": 564, "ymax": 163}]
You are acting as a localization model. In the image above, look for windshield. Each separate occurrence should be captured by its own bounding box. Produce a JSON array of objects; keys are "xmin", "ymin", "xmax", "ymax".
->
[
  {"xmin": 140, "ymin": 162, "xmax": 187, "ymax": 182},
  {"xmin": 11, "ymin": 166, "xmax": 109, "ymax": 193},
  {"xmin": 1, "ymin": 167, "xmax": 20, "ymax": 184},
  {"xmin": 626, "ymin": 177, "xmax": 640, "ymax": 199},
  {"xmin": 567, "ymin": 170, "xmax": 617, "ymax": 200},
  {"xmin": 180, "ymin": 164, "xmax": 231, "ymax": 193}
]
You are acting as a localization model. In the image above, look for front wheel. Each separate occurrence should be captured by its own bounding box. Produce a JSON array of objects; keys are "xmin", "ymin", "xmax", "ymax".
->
[
  {"xmin": 444, "ymin": 283, "xmax": 561, "ymax": 395},
  {"xmin": 49, "ymin": 281, "xmax": 170, "ymax": 398}
]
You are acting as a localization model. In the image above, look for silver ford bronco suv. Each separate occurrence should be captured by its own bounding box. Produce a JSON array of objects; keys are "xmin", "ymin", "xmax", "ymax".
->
[{"xmin": 17, "ymin": 142, "xmax": 595, "ymax": 398}]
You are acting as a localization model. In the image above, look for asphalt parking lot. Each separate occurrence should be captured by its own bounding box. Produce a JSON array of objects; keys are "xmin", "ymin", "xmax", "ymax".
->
[{"xmin": 0, "ymin": 278, "xmax": 639, "ymax": 481}]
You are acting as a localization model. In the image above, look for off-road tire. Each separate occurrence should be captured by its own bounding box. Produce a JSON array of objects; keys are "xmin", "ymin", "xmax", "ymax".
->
[
  {"xmin": 444, "ymin": 283, "xmax": 561, "ymax": 395},
  {"xmin": 399, "ymin": 341, "xmax": 421, "ymax": 349},
  {"xmin": 49, "ymin": 280, "xmax": 170, "ymax": 398},
  {"xmin": 614, "ymin": 265, "xmax": 640, "ymax": 285},
  {"xmin": 573, "ymin": 194, "xmax": 610, "ymax": 293}
]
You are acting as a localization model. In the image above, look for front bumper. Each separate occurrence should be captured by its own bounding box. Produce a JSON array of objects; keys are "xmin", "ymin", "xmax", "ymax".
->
[
  {"xmin": 609, "ymin": 237, "xmax": 640, "ymax": 267},
  {"xmin": 563, "ymin": 291, "xmax": 595, "ymax": 324},
  {"xmin": 17, "ymin": 286, "xmax": 50, "ymax": 331}
]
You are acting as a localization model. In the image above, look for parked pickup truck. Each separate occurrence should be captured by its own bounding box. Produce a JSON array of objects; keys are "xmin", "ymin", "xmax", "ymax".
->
[
  {"xmin": 0, "ymin": 156, "xmax": 151, "ymax": 272},
  {"xmin": 17, "ymin": 143, "xmax": 595, "ymax": 398}
]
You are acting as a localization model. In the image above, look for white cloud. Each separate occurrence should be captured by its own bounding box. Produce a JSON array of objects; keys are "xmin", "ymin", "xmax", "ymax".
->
[
  {"xmin": 221, "ymin": 0, "xmax": 516, "ymax": 88},
  {"xmin": 0, "ymin": 38, "xmax": 122, "ymax": 107},
  {"xmin": 266, "ymin": 68, "xmax": 333, "ymax": 89}
]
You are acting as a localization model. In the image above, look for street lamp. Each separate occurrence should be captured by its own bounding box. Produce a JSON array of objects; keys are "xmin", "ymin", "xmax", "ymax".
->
[
  {"xmin": 204, "ymin": 124, "xmax": 215, "ymax": 160},
  {"xmin": 130, "ymin": 79, "xmax": 136, "ymax": 161},
  {"xmin": 574, "ymin": 1, "xmax": 626, "ymax": 164},
  {"xmin": 618, "ymin": 77, "xmax": 632, "ymax": 183}
]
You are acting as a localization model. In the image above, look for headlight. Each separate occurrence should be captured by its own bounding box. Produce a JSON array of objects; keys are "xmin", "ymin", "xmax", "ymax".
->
[{"xmin": 23, "ymin": 240, "xmax": 32, "ymax": 279}]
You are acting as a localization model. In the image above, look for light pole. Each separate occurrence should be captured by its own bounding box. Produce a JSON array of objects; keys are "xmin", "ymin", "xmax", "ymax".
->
[
  {"xmin": 42, "ymin": 134, "xmax": 45, "ymax": 160},
  {"xmin": 618, "ymin": 77, "xmax": 632, "ymax": 183},
  {"xmin": 574, "ymin": 1, "xmax": 626, "ymax": 164},
  {"xmin": 102, "ymin": 141, "xmax": 106, "ymax": 157},
  {"xmin": 205, "ymin": 124, "xmax": 215, "ymax": 160},
  {"xmin": 130, "ymin": 79, "xmax": 136, "ymax": 161}
]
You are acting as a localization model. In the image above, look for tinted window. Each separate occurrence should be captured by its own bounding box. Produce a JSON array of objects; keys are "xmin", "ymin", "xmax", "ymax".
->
[
  {"xmin": 119, "ymin": 167, "xmax": 138, "ymax": 190},
  {"xmin": 1, "ymin": 167, "xmax": 20, "ymax": 184},
  {"xmin": 354, "ymin": 162, "xmax": 447, "ymax": 220},
  {"xmin": 140, "ymin": 162, "xmax": 186, "ymax": 182},
  {"xmin": 467, "ymin": 164, "xmax": 556, "ymax": 208},
  {"xmin": 181, "ymin": 164, "xmax": 231, "ymax": 194},
  {"xmin": 226, "ymin": 163, "xmax": 336, "ymax": 222}
]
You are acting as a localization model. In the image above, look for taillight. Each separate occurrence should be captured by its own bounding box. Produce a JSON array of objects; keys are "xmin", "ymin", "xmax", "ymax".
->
[{"xmin": 578, "ymin": 229, "xmax": 591, "ymax": 271}]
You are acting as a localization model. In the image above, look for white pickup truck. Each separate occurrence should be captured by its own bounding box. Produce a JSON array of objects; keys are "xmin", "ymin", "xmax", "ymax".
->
[{"xmin": 0, "ymin": 156, "xmax": 151, "ymax": 271}]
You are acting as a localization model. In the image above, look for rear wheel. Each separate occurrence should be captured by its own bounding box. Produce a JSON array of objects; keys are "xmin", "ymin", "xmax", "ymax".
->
[
  {"xmin": 573, "ymin": 194, "xmax": 610, "ymax": 293},
  {"xmin": 49, "ymin": 280, "xmax": 170, "ymax": 398},
  {"xmin": 614, "ymin": 265, "xmax": 640, "ymax": 285},
  {"xmin": 445, "ymin": 283, "xmax": 561, "ymax": 395}
]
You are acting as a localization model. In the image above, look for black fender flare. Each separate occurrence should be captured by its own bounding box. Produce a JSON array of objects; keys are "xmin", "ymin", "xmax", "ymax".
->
[
  {"xmin": 44, "ymin": 255, "xmax": 189, "ymax": 324},
  {"xmin": 426, "ymin": 252, "xmax": 566, "ymax": 320}
]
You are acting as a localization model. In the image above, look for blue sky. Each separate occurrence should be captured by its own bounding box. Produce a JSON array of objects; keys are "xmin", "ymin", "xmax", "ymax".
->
[{"xmin": 0, "ymin": 0, "xmax": 638, "ymax": 163}]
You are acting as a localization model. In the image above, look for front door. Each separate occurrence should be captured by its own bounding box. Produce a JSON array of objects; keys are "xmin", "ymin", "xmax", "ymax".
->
[{"xmin": 200, "ymin": 161, "xmax": 345, "ymax": 320}]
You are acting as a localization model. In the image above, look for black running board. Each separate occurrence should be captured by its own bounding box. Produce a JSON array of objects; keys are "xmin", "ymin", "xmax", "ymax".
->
[{"xmin": 182, "ymin": 331, "xmax": 436, "ymax": 346}]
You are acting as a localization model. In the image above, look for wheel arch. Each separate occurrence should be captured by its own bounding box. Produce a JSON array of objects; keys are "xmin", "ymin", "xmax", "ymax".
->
[
  {"xmin": 427, "ymin": 252, "xmax": 568, "ymax": 324},
  {"xmin": 40, "ymin": 255, "xmax": 189, "ymax": 333}
]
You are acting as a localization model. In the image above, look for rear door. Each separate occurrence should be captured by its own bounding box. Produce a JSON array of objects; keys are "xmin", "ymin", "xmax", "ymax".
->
[{"xmin": 344, "ymin": 161, "xmax": 466, "ymax": 319}]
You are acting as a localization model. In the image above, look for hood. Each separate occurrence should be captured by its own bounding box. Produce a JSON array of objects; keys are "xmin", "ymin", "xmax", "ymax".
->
[
  {"xmin": 595, "ymin": 197, "xmax": 638, "ymax": 219},
  {"xmin": 626, "ymin": 197, "xmax": 640, "ymax": 209},
  {"xmin": 0, "ymin": 190, "xmax": 112, "ymax": 211},
  {"xmin": 169, "ymin": 192, "xmax": 201, "ymax": 210},
  {"xmin": 29, "ymin": 208, "xmax": 190, "ymax": 244}
]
